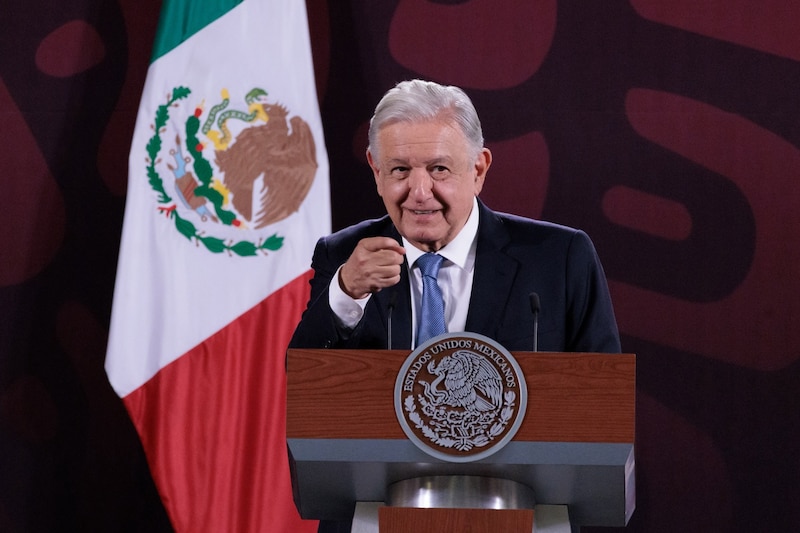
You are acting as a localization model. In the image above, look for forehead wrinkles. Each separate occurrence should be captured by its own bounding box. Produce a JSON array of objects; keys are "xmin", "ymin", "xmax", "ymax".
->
[{"xmin": 378, "ymin": 120, "xmax": 463, "ymax": 151}]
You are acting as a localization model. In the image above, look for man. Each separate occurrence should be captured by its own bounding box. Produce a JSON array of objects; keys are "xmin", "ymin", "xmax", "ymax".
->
[{"xmin": 289, "ymin": 79, "xmax": 620, "ymax": 354}]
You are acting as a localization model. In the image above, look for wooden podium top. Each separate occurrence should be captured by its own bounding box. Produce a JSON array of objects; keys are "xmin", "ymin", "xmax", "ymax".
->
[{"xmin": 287, "ymin": 349, "xmax": 635, "ymax": 443}]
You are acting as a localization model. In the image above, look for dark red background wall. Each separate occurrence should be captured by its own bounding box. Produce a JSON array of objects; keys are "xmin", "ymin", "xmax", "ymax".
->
[{"xmin": 2, "ymin": 1, "xmax": 798, "ymax": 531}]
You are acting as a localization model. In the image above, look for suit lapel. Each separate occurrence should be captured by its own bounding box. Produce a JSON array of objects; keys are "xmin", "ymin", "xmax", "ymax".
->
[{"xmin": 465, "ymin": 202, "xmax": 519, "ymax": 338}]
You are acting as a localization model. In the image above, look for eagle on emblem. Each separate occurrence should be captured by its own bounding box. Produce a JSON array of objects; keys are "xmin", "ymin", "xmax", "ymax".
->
[
  {"xmin": 421, "ymin": 350, "xmax": 504, "ymax": 413},
  {"xmin": 215, "ymin": 102, "xmax": 317, "ymax": 229}
]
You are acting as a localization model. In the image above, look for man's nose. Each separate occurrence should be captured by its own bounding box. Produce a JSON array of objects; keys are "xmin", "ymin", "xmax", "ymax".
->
[{"xmin": 408, "ymin": 168, "xmax": 434, "ymax": 198}]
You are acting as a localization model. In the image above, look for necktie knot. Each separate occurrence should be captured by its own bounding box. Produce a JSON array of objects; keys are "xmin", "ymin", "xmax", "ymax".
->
[{"xmin": 417, "ymin": 253, "xmax": 443, "ymax": 279}]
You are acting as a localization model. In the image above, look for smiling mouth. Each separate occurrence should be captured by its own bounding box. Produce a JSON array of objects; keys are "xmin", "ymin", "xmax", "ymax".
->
[{"xmin": 408, "ymin": 205, "xmax": 443, "ymax": 214}]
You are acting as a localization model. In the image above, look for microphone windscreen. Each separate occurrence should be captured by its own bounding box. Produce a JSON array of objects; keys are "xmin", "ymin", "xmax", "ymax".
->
[{"xmin": 529, "ymin": 292, "xmax": 540, "ymax": 314}]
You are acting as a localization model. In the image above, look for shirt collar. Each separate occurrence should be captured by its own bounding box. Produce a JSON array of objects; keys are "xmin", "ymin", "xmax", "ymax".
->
[{"xmin": 404, "ymin": 196, "xmax": 479, "ymax": 271}]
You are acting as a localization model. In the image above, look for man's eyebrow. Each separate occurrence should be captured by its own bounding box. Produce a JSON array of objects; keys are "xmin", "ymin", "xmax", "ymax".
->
[{"xmin": 384, "ymin": 156, "xmax": 453, "ymax": 166}]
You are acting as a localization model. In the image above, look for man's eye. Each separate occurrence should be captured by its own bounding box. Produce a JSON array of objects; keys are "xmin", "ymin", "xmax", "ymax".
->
[
  {"xmin": 390, "ymin": 167, "xmax": 409, "ymax": 178},
  {"xmin": 430, "ymin": 165, "xmax": 450, "ymax": 177}
]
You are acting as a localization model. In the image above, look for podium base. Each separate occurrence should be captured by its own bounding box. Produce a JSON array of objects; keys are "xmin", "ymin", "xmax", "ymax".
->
[
  {"xmin": 379, "ymin": 506, "xmax": 533, "ymax": 533},
  {"xmin": 351, "ymin": 502, "xmax": 571, "ymax": 533}
]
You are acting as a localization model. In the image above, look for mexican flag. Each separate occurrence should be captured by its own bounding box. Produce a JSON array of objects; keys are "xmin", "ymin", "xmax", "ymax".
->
[{"xmin": 105, "ymin": 0, "xmax": 328, "ymax": 531}]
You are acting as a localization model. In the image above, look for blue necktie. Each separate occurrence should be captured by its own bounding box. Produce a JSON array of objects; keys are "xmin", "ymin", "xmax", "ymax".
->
[{"xmin": 416, "ymin": 253, "xmax": 446, "ymax": 345}]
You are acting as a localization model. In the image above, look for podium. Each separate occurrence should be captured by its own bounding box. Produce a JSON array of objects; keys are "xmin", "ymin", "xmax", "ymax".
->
[{"xmin": 286, "ymin": 348, "xmax": 635, "ymax": 530}]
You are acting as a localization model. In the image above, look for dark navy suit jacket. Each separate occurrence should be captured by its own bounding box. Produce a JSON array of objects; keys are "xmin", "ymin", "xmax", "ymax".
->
[{"xmin": 289, "ymin": 200, "xmax": 620, "ymax": 353}]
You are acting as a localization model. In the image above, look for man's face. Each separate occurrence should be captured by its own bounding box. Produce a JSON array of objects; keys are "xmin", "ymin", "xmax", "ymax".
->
[{"xmin": 367, "ymin": 119, "xmax": 491, "ymax": 252}]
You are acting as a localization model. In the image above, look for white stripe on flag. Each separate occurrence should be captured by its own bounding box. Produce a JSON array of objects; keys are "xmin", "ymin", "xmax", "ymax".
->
[{"xmin": 107, "ymin": 0, "xmax": 329, "ymax": 396}]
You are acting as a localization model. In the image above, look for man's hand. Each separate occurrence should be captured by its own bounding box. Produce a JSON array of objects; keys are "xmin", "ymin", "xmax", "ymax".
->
[{"xmin": 339, "ymin": 237, "xmax": 406, "ymax": 299}]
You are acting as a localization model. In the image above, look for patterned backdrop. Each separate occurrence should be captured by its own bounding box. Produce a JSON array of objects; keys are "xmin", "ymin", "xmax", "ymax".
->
[{"xmin": 1, "ymin": 1, "xmax": 798, "ymax": 531}]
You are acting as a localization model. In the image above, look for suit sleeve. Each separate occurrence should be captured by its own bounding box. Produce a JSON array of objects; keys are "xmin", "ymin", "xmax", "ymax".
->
[
  {"xmin": 564, "ymin": 230, "xmax": 621, "ymax": 353},
  {"xmin": 288, "ymin": 237, "xmax": 346, "ymax": 349},
  {"xmin": 288, "ymin": 236, "xmax": 377, "ymax": 349}
]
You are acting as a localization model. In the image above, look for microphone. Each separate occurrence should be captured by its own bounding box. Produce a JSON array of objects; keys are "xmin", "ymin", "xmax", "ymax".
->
[
  {"xmin": 529, "ymin": 292, "xmax": 540, "ymax": 352},
  {"xmin": 387, "ymin": 291, "xmax": 397, "ymax": 350}
]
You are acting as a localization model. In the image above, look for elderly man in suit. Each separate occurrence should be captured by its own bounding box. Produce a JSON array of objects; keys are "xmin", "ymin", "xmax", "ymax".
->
[{"xmin": 289, "ymin": 79, "xmax": 619, "ymax": 355}]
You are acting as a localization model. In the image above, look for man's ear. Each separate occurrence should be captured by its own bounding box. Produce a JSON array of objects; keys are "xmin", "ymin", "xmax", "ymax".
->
[
  {"xmin": 473, "ymin": 147, "xmax": 492, "ymax": 195},
  {"xmin": 367, "ymin": 149, "xmax": 383, "ymax": 196}
]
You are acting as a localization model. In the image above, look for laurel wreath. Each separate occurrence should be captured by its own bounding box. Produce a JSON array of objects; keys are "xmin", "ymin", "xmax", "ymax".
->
[
  {"xmin": 404, "ymin": 391, "xmax": 517, "ymax": 452},
  {"xmin": 144, "ymin": 86, "xmax": 284, "ymax": 256}
]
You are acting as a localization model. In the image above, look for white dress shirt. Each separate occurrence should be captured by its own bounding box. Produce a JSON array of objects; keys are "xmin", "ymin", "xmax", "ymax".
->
[{"xmin": 329, "ymin": 197, "xmax": 480, "ymax": 347}]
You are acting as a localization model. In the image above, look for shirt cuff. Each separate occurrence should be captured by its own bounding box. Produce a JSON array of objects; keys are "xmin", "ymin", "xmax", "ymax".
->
[{"xmin": 329, "ymin": 265, "xmax": 371, "ymax": 329}]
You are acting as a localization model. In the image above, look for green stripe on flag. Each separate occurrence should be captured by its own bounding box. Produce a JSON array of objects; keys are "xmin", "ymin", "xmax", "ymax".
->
[{"xmin": 151, "ymin": 0, "xmax": 244, "ymax": 61}]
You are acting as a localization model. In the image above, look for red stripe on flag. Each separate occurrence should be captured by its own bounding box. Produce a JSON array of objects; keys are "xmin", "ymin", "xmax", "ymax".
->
[{"xmin": 123, "ymin": 271, "xmax": 318, "ymax": 532}]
